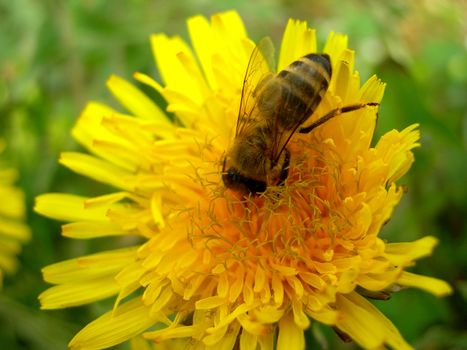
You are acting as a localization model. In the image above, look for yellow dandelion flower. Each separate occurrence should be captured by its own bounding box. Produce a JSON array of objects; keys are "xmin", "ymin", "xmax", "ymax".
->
[
  {"xmin": 0, "ymin": 140, "xmax": 30, "ymax": 286},
  {"xmin": 35, "ymin": 11, "xmax": 452, "ymax": 350}
]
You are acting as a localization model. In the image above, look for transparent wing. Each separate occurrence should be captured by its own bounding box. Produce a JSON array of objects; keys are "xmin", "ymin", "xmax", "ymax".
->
[
  {"xmin": 235, "ymin": 37, "xmax": 276, "ymax": 137},
  {"xmin": 269, "ymin": 100, "xmax": 312, "ymax": 166},
  {"xmin": 270, "ymin": 54, "xmax": 332, "ymax": 165}
]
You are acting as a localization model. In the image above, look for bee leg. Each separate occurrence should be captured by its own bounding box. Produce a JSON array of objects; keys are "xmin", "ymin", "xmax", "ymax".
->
[
  {"xmin": 299, "ymin": 102, "xmax": 379, "ymax": 134},
  {"xmin": 277, "ymin": 148, "xmax": 290, "ymax": 186}
]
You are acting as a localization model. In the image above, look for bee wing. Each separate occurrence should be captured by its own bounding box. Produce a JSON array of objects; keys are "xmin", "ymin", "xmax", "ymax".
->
[
  {"xmin": 236, "ymin": 37, "xmax": 276, "ymax": 137},
  {"xmin": 269, "ymin": 104, "xmax": 309, "ymax": 167},
  {"xmin": 270, "ymin": 54, "xmax": 332, "ymax": 166}
]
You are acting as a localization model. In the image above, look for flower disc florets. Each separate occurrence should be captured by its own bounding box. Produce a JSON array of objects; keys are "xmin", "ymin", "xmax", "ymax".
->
[{"xmin": 35, "ymin": 11, "xmax": 451, "ymax": 350}]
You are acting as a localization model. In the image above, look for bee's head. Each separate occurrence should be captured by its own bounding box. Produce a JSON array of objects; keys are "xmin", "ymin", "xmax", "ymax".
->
[{"xmin": 222, "ymin": 165, "xmax": 267, "ymax": 195}]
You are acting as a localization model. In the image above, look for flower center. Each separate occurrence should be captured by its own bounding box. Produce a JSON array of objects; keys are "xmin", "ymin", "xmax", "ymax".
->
[{"xmin": 188, "ymin": 137, "xmax": 350, "ymax": 269}]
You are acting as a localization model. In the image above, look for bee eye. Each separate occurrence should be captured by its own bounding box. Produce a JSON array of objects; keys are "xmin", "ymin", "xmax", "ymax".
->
[{"xmin": 221, "ymin": 169, "xmax": 236, "ymax": 187}]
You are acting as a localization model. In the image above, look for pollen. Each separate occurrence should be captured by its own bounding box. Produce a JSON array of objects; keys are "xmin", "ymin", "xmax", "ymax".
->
[{"xmin": 35, "ymin": 11, "xmax": 452, "ymax": 350}]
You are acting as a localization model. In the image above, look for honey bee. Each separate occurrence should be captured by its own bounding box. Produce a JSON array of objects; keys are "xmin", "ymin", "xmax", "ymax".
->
[{"xmin": 222, "ymin": 38, "xmax": 378, "ymax": 195}]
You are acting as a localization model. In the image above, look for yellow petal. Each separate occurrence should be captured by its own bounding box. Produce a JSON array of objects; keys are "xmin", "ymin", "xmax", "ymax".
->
[
  {"xmin": 0, "ymin": 185, "xmax": 25, "ymax": 218},
  {"xmin": 359, "ymin": 74, "xmax": 386, "ymax": 103},
  {"xmin": 0, "ymin": 238, "xmax": 21, "ymax": 255},
  {"xmin": 333, "ymin": 54, "xmax": 353, "ymax": 103},
  {"xmin": 299, "ymin": 271, "xmax": 326, "ymax": 290},
  {"xmin": 258, "ymin": 332, "xmax": 274, "ymax": 350},
  {"xmin": 107, "ymin": 75, "xmax": 167, "ymax": 121},
  {"xmin": 253, "ymin": 267, "xmax": 267, "ymax": 293},
  {"xmin": 211, "ymin": 10, "xmax": 247, "ymax": 42},
  {"xmin": 306, "ymin": 305, "xmax": 338, "ymax": 325},
  {"xmin": 385, "ymin": 236, "xmax": 438, "ymax": 262},
  {"xmin": 151, "ymin": 34, "xmax": 200, "ymax": 94},
  {"xmin": 292, "ymin": 299, "xmax": 310, "ymax": 329},
  {"xmin": 337, "ymin": 268, "xmax": 359, "ymax": 293},
  {"xmin": 144, "ymin": 324, "xmax": 199, "ymax": 341},
  {"xmin": 0, "ymin": 217, "xmax": 30, "ymax": 241},
  {"xmin": 205, "ymin": 321, "xmax": 240, "ymax": 350},
  {"xmin": 40, "ymin": 277, "xmax": 120, "ymax": 309},
  {"xmin": 42, "ymin": 247, "xmax": 138, "ymax": 284},
  {"xmin": 71, "ymin": 103, "xmax": 142, "ymax": 172},
  {"xmin": 71, "ymin": 102, "xmax": 117, "ymax": 147},
  {"xmin": 188, "ymin": 22, "xmax": 215, "ymax": 85},
  {"xmin": 336, "ymin": 292, "xmax": 413, "ymax": 350},
  {"xmin": 374, "ymin": 124, "xmax": 421, "ymax": 184},
  {"xmin": 60, "ymin": 152, "xmax": 134, "ymax": 190},
  {"xmin": 35, "ymin": 193, "xmax": 110, "ymax": 222},
  {"xmin": 240, "ymin": 329, "xmax": 258, "ymax": 350},
  {"xmin": 206, "ymin": 303, "xmax": 257, "ymax": 334},
  {"xmin": 237, "ymin": 313, "xmax": 269, "ymax": 336},
  {"xmin": 150, "ymin": 192, "xmax": 165, "ymax": 229},
  {"xmin": 254, "ymin": 305, "xmax": 284, "ymax": 324},
  {"xmin": 323, "ymin": 32, "xmax": 348, "ymax": 63},
  {"xmin": 62, "ymin": 221, "xmax": 127, "ymax": 238},
  {"xmin": 357, "ymin": 271, "xmax": 399, "ymax": 291},
  {"xmin": 229, "ymin": 269, "xmax": 245, "ymax": 303},
  {"xmin": 277, "ymin": 312, "xmax": 305, "ymax": 350},
  {"xmin": 188, "ymin": 11, "xmax": 248, "ymax": 90},
  {"xmin": 149, "ymin": 286, "xmax": 174, "ymax": 315},
  {"xmin": 195, "ymin": 296, "xmax": 227, "ymax": 310},
  {"xmin": 69, "ymin": 298, "xmax": 158, "ymax": 349},
  {"xmin": 397, "ymin": 271, "xmax": 452, "ymax": 297},
  {"xmin": 133, "ymin": 71, "xmax": 163, "ymax": 94},
  {"xmin": 278, "ymin": 19, "xmax": 316, "ymax": 72},
  {"xmin": 211, "ymin": 11, "xmax": 251, "ymax": 76}
]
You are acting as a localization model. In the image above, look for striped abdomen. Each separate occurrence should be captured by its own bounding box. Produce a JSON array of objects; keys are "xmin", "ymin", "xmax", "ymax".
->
[{"xmin": 257, "ymin": 53, "xmax": 332, "ymax": 130}]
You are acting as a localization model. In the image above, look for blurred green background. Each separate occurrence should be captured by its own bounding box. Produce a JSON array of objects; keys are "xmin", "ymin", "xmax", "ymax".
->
[{"xmin": 0, "ymin": 0, "xmax": 466, "ymax": 349}]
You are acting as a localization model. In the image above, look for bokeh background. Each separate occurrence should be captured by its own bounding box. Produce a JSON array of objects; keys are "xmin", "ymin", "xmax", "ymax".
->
[{"xmin": 0, "ymin": 0, "xmax": 466, "ymax": 349}]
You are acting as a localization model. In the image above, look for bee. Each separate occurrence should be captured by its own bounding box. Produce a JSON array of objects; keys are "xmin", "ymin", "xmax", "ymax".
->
[{"xmin": 222, "ymin": 38, "xmax": 378, "ymax": 195}]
